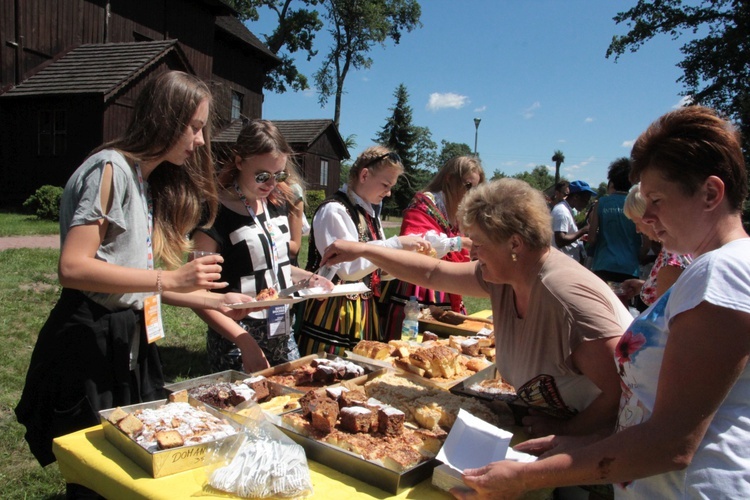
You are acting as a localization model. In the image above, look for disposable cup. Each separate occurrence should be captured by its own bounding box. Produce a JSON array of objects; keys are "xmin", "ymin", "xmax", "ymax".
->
[{"xmin": 188, "ymin": 251, "xmax": 219, "ymax": 262}]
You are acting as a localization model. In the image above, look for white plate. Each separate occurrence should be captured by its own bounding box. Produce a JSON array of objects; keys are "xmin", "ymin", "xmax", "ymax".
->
[{"xmin": 225, "ymin": 282, "xmax": 371, "ymax": 309}]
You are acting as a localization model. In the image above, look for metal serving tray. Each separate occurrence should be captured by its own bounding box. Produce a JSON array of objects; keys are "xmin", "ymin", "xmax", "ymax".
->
[
  {"xmin": 99, "ymin": 399, "xmax": 243, "ymax": 478},
  {"xmin": 254, "ymin": 353, "xmax": 387, "ymax": 391},
  {"xmin": 277, "ymin": 417, "xmax": 439, "ymax": 494},
  {"xmin": 164, "ymin": 370, "xmax": 305, "ymax": 421}
]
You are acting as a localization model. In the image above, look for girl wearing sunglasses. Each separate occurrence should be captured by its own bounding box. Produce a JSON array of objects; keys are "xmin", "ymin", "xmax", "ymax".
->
[
  {"xmin": 191, "ymin": 120, "xmax": 331, "ymax": 373},
  {"xmin": 296, "ymin": 146, "xmax": 428, "ymax": 356}
]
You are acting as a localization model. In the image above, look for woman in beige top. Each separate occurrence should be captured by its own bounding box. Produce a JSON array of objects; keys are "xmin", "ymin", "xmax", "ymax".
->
[{"xmin": 323, "ymin": 178, "xmax": 631, "ymax": 437}]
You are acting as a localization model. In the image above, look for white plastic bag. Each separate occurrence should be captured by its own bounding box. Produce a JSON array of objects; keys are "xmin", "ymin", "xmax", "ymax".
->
[{"xmin": 204, "ymin": 404, "xmax": 313, "ymax": 498}]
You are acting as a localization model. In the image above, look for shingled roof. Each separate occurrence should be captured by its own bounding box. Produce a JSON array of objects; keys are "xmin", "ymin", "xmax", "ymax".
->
[
  {"xmin": 272, "ymin": 119, "xmax": 342, "ymax": 147},
  {"xmin": 1, "ymin": 40, "xmax": 189, "ymax": 100},
  {"xmin": 213, "ymin": 118, "xmax": 350, "ymax": 159},
  {"xmin": 213, "ymin": 118, "xmax": 245, "ymax": 143}
]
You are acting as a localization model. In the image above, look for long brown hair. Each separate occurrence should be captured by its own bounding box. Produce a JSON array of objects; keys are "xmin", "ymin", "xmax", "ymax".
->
[
  {"xmin": 425, "ymin": 155, "xmax": 485, "ymax": 223},
  {"xmin": 99, "ymin": 71, "xmax": 218, "ymax": 269}
]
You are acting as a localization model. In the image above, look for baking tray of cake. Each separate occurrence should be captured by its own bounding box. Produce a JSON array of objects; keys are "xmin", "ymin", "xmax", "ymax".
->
[
  {"xmin": 345, "ymin": 344, "xmax": 480, "ymax": 391},
  {"xmin": 99, "ymin": 399, "xmax": 243, "ymax": 478},
  {"xmin": 343, "ymin": 350, "xmax": 462, "ymax": 390},
  {"xmin": 253, "ymin": 352, "xmax": 388, "ymax": 391},
  {"xmin": 163, "ymin": 370, "xmax": 305, "ymax": 422},
  {"xmin": 277, "ymin": 412, "xmax": 440, "ymax": 494}
]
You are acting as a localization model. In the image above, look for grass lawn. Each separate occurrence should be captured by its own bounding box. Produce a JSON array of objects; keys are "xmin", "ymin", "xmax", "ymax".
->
[
  {"xmin": 0, "ymin": 211, "xmax": 59, "ymax": 237},
  {"xmin": 0, "ymin": 220, "xmax": 489, "ymax": 497}
]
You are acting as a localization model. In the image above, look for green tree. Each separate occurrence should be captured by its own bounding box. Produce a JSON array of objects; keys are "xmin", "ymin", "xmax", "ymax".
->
[
  {"xmin": 412, "ymin": 125, "xmax": 438, "ymax": 172},
  {"xmin": 513, "ymin": 165, "xmax": 556, "ymax": 192},
  {"xmin": 227, "ymin": 0, "xmax": 323, "ymax": 93},
  {"xmin": 491, "ymin": 170, "xmax": 507, "ymax": 180},
  {"xmin": 374, "ymin": 84, "xmax": 428, "ymax": 212},
  {"xmin": 338, "ymin": 133, "xmax": 358, "ymax": 187},
  {"xmin": 314, "ymin": 0, "xmax": 422, "ymax": 126},
  {"xmin": 607, "ymin": 0, "xmax": 750, "ymax": 150},
  {"xmin": 436, "ymin": 141, "xmax": 473, "ymax": 169},
  {"xmin": 552, "ymin": 149, "xmax": 565, "ymax": 184}
]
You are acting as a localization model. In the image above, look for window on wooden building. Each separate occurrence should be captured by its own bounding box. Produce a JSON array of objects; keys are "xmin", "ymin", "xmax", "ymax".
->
[
  {"xmin": 320, "ymin": 159, "xmax": 329, "ymax": 186},
  {"xmin": 38, "ymin": 110, "xmax": 67, "ymax": 157},
  {"xmin": 231, "ymin": 91, "xmax": 243, "ymax": 120}
]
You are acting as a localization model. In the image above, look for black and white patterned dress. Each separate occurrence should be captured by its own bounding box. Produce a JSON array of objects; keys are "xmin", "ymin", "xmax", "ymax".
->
[{"xmin": 197, "ymin": 201, "xmax": 300, "ymax": 369}]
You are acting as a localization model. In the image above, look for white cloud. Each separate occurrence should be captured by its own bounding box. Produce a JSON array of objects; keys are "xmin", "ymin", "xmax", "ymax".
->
[
  {"xmin": 521, "ymin": 101, "xmax": 541, "ymax": 119},
  {"xmin": 584, "ymin": 117, "xmax": 595, "ymax": 123},
  {"xmin": 564, "ymin": 156, "xmax": 596, "ymax": 174},
  {"xmin": 474, "ymin": 105, "xmax": 487, "ymax": 113},
  {"xmin": 427, "ymin": 92, "xmax": 469, "ymax": 111},
  {"xmin": 673, "ymin": 95, "xmax": 693, "ymax": 108},
  {"xmin": 557, "ymin": 139, "xmax": 567, "ymax": 144},
  {"xmin": 622, "ymin": 140, "xmax": 635, "ymax": 148}
]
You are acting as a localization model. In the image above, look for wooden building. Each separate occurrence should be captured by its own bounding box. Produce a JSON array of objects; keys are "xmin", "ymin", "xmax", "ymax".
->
[
  {"xmin": 0, "ymin": 0, "xmax": 282, "ymax": 205},
  {"xmin": 272, "ymin": 119, "xmax": 349, "ymax": 197}
]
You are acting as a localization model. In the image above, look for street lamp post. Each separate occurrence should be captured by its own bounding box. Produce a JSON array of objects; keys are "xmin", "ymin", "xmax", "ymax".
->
[{"xmin": 473, "ymin": 118, "xmax": 481, "ymax": 155}]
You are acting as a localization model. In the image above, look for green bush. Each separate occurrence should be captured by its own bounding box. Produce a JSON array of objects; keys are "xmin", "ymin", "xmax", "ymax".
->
[
  {"xmin": 306, "ymin": 189, "xmax": 326, "ymax": 217},
  {"xmin": 23, "ymin": 185, "xmax": 63, "ymax": 221}
]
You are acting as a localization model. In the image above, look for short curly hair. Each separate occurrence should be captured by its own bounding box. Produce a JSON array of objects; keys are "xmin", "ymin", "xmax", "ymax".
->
[{"xmin": 457, "ymin": 178, "xmax": 552, "ymax": 249}]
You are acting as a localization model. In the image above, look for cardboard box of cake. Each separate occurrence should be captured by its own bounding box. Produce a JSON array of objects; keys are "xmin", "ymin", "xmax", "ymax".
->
[{"xmin": 100, "ymin": 400, "xmax": 242, "ymax": 477}]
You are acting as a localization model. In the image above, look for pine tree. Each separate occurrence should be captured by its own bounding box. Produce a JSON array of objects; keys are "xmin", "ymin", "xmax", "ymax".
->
[{"xmin": 374, "ymin": 84, "xmax": 426, "ymax": 213}]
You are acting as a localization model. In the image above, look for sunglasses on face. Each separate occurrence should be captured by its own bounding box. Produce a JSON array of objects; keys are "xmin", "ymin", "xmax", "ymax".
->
[
  {"xmin": 464, "ymin": 182, "xmax": 474, "ymax": 190},
  {"xmin": 362, "ymin": 151, "xmax": 401, "ymax": 169},
  {"xmin": 254, "ymin": 171, "xmax": 289, "ymax": 184}
]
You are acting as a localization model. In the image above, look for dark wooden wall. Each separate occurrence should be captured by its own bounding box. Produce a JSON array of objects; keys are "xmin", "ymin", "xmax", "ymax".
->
[
  {"xmin": 299, "ymin": 129, "xmax": 345, "ymax": 196},
  {"xmin": 211, "ymin": 36, "xmax": 265, "ymax": 124},
  {"xmin": 1, "ymin": 0, "xmax": 220, "ymax": 89},
  {"xmin": 0, "ymin": 0, "xmax": 276, "ymax": 206},
  {"xmin": 1, "ymin": 0, "xmax": 106, "ymax": 88},
  {"xmin": 1, "ymin": 94, "xmax": 103, "ymax": 197}
]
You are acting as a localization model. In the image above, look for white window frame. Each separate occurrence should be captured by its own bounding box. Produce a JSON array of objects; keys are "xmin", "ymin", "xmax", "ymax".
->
[{"xmin": 319, "ymin": 159, "xmax": 329, "ymax": 186}]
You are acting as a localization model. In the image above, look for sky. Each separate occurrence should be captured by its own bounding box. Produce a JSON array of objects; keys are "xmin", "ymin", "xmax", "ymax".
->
[{"xmin": 245, "ymin": 1, "xmax": 696, "ymax": 188}]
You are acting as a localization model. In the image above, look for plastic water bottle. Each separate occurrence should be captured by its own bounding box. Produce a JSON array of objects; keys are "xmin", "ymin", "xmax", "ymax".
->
[{"xmin": 401, "ymin": 296, "xmax": 420, "ymax": 342}]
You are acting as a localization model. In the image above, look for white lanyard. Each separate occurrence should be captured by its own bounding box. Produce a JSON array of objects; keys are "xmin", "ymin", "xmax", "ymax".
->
[
  {"xmin": 134, "ymin": 163, "xmax": 154, "ymax": 271},
  {"xmin": 135, "ymin": 162, "xmax": 164, "ymax": 344},
  {"xmin": 233, "ymin": 182, "xmax": 280, "ymax": 286}
]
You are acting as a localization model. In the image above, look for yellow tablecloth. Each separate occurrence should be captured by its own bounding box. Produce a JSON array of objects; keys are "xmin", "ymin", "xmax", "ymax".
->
[{"xmin": 53, "ymin": 426, "xmax": 453, "ymax": 499}]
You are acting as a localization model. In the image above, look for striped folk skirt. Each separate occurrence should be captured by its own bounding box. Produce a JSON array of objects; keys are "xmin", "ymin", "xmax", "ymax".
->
[{"xmin": 296, "ymin": 292, "xmax": 381, "ymax": 356}]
